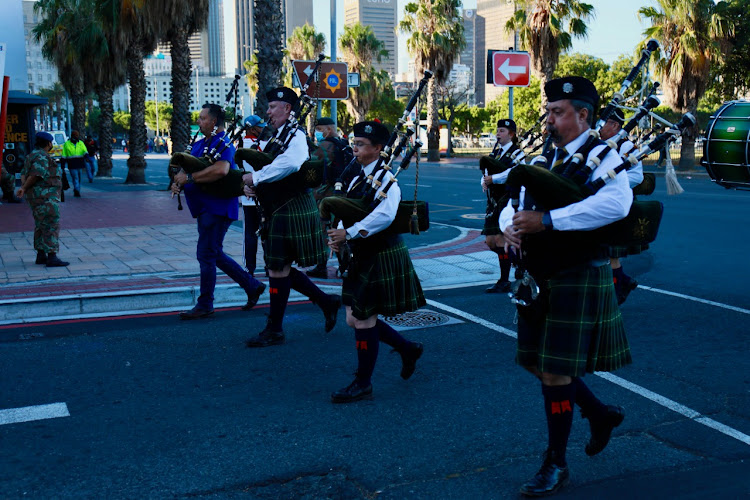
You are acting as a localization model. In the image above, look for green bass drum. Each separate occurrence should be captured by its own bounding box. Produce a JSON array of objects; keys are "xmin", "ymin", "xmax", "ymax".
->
[{"xmin": 701, "ymin": 100, "xmax": 750, "ymax": 190}]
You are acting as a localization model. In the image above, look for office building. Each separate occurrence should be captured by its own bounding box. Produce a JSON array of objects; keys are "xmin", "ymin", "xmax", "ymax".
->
[
  {"xmin": 158, "ymin": 0, "xmax": 224, "ymax": 76},
  {"xmin": 344, "ymin": 0, "xmax": 398, "ymax": 76},
  {"xmin": 476, "ymin": 0, "xmax": 516, "ymax": 106}
]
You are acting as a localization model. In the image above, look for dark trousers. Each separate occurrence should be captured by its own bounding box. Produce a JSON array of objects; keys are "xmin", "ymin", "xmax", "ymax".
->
[
  {"xmin": 196, "ymin": 212, "xmax": 260, "ymax": 310},
  {"xmin": 243, "ymin": 205, "xmax": 261, "ymax": 275}
]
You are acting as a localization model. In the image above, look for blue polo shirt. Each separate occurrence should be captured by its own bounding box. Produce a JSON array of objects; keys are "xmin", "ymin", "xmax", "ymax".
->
[{"xmin": 183, "ymin": 131, "xmax": 239, "ymax": 220}]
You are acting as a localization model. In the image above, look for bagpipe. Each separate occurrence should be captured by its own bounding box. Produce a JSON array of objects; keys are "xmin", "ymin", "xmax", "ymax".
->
[
  {"xmin": 233, "ymin": 54, "xmax": 327, "ymax": 215},
  {"xmin": 318, "ymin": 70, "xmax": 434, "ymax": 238}
]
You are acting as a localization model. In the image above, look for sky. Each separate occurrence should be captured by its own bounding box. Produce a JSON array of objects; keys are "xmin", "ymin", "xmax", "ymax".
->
[{"xmin": 222, "ymin": 0, "xmax": 656, "ymax": 75}]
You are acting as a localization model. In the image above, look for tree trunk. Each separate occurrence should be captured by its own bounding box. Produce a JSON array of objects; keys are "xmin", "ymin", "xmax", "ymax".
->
[
  {"xmin": 169, "ymin": 25, "xmax": 192, "ymax": 154},
  {"xmin": 96, "ymin": 83, "xmax": 115, "ymax": 177},
  {"xmin": 678, "ymin": 126, "xmax": 697, "ymax": 170},
  {"xmin": 254, "ymin": 0, "xmax": 284, "ymax": 116},
  {"xmin": 126, "ymin": 39, "xmax": 148, "ymax": 183},
  {"xmin": 426, "ymin": 77, "xmax": 440, "ymax": 162},
  {"xmin": 71, "ymin": 78, "xmax": 86, "ymax": 134}
]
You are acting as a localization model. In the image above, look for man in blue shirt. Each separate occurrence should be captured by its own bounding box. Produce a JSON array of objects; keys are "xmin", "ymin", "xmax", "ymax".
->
[{"xmin": 171, "ymin": 104, "xmax": 266, "ymax": 319}]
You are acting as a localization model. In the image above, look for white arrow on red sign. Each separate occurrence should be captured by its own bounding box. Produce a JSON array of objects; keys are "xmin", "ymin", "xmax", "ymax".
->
[
  {"xmin": 492, "ymin": 51, "xmax": 531, "ymax": 87},
  {"xmin": 498, "ymin": 59, "xmax": 526, "ymax": 80}
]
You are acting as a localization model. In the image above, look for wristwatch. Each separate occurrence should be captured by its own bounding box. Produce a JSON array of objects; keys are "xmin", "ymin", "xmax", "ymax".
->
[
  {"xmin": 345, "ymin": 232, "xmax": 352, "ymax": 241},
  {"xmin": 186, "ymin": 173, "xmax": 194, "ymax": 184}
]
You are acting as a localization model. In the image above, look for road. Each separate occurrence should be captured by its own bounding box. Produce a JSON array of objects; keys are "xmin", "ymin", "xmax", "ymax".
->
[{"xmin": 1, "ymin": 157, "xmax": 749, "ymax": 498}]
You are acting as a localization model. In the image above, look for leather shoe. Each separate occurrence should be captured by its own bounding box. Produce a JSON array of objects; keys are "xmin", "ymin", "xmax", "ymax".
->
[
  {"xmin": 331, "ymin": 378, "xmax": 373, "ymax": 403},
  {"xmin": 179, "ymin": 306, "xmax": 214, "ymax": 320},
  {"xmin": 74, "ymin": 190, "xmax": 81, "ymax": 197},
  {"xmin": 242, "ymin": 282, "xmax": 266, "ymax": 310},
  {"xmin": 245, "ymin": 327, "xmax": 285, "ymax": 348},
  {"xmin": 486, "ymin": 279, "xmax": 511, "ymax": 294},
  {"xmin": 322, "ymin": 294, "xmax": 341, "ymax": 333},
  {"xmin": 585, "ymin": 405, "xmax": 624, "ymax": 456},
  {"xmin": 4, "ymin": 196, "xmax": 22, "ymax": 203},
  {"xmin": 35, "ymin": 252, "xmax": 47, "ymax": 265},
  {"xmin": 616, "ymin": 278, "xmax": 638, "ymax": 305},
  {"xmin": 519, "ymin": 450, "xmax": 569, "ymax": 497},
  {"xmin": 398, "ymin": 342, "xmax": 423, "ymax": 380},
  {"xmin": 45, "ymin": 255, "xmax": 70, "ymax": 267},
  {"xmin": 306, "ymin": 265, "xmax": 328, "ymax": 278}
]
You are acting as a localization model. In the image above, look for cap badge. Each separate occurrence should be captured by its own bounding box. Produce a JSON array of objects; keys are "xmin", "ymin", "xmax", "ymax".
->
[
  {"xmin": 563, "ymin": 82, "xmax": 574, "ymax": 93},
  {"xmin": 364, "ymin": 125, "xmax": 372, "ymax": 133},
  {"xmin": 277, "ymin": 91, "xmax": 284, "ymax": 98}
]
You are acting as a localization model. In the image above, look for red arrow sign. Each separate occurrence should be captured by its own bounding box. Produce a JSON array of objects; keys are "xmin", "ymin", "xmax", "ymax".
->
[{"xmin": 492, "ymin": 51, "xmax": 530, "ymax": 87}]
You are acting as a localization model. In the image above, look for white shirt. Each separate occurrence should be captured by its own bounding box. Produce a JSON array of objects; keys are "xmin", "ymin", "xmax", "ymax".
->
[
  {"xmin": 253, "ymin": 126, "xmax": 309, "ymax": 185},
  {"xmin": 240, "ymin": 136, "xmax": 260, "ymax": 206},
  {"xmin": 499, "ymin": 129, "xmax": 632, "ymax": 232},
  {"xmin": 618, "ymin": 139, "xmax": 644, "ymax": 188},
  {"xmin": 341, "ymin": 159, "xmax": 400, "ymax": 239},
  {"xmin": 480, "ymin": 142, "xmax": 525, "ymax": 187}
]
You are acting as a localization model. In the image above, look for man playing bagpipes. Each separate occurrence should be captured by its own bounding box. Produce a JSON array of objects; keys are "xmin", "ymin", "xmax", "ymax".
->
[
  {"xmin": 481, "ymin": 119, "xmax": 524, "ymax": 294},
  {"xmin": 170, "ymin": 104, "xmax": 267, "ymax": 320},
  {"xmin": 500, "ymin": 77, "xmax": 632, "ymax": 496},
  {"xmin": 599, "ymin": 108, "xmax": 642, "ymax": 305},
  {"xmin": 241, "ymin": 87, "xmax": 341, "ymax": 348},
  {"xmin": 326, "ymin": 121, "xmax": 425, "ymax": 404}
]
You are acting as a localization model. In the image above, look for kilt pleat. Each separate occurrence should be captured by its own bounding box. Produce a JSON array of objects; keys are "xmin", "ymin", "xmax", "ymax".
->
[
  {"xmin": 342, "ymin": 239, "xmax": 426, "ymax": 320},
  {"xmin": 516, "ymin": 263, "xmax": 631, "ymax": 376},
  {"xmin": 264, "ymin": 192, "xmax": 327, "ymax": 270}
]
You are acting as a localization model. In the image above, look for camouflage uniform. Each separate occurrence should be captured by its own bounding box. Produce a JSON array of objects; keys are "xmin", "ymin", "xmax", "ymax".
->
[
  {"xmin": 21, "ymin": 148, "xmax": 62, "ymax": 254},
  {"xmin": 1, "ymin": 165, "xmax": 15, "ymax": 199}
]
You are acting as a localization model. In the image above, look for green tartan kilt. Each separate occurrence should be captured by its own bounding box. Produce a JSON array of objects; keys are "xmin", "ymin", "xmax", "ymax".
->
[
  {"xmin": 606, "ymin": 242, "xmax": 649, "ymax": 258},
  {"xmin": 263, "ymin": 191, "xmax": 327, "ymax": 271},
  {"xmin": 516, "ymin": 263, "xmax": 631, "ymax": 377},
  {"xmin": 342, "ymin": 237, "xmax": 426, "ymax": 320}
]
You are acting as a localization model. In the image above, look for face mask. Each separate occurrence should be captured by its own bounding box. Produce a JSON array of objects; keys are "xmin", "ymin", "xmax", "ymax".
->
[{"xmin": 315, "ymin": 131, "xmax": 324, "ymax": 143}]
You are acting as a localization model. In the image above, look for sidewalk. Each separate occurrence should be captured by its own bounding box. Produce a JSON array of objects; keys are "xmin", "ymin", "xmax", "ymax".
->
[{"xmin": 0, "ymin": 183, "xmax": 500, "ymax": 325}]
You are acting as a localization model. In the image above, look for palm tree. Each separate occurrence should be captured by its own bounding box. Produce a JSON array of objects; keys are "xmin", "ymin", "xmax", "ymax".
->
[
  {"xmin": 506, "ymin": 0, "xmax": 595, "ymax": 108},
  {"xmin": 400, "ymin": 0, "xmax": 465, "ymax": 161},
  {"xmin": 286, "ymin": 23, "xmax": 326, "ymax": 132},
  {"xmin": 339, "ymin": 23, "xmax": 390, "ymax": 123},
  {"xmin": 38, "ymin": 83, "xmax": 66, "ymax": 130},
  {"xmin": 254, "ymin": 0, "xmax": 285, "ymax": 114},
  {"xmin": 639, "ymin": 0, "xmax": 732, "ymax": 169}
]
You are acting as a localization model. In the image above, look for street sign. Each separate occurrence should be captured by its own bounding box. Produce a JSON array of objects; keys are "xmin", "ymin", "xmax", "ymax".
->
[
  {"xmin": 347, "ymin": 72, "xmax": 360, "ymax": 88},
  {"xmin": 491, "ymin": 51, "xmax": 530, "ymax": 87},
  {"xmin": 292, "ymin": 60, "xmax": 349, "ymax": 100}
]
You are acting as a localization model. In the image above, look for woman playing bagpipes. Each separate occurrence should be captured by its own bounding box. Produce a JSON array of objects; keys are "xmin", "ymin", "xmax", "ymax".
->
[
  {"xmin": 499, "ymin": 77, "xmax": 632, "ymax": 496},
  {"xmin": 170, "ymin": 104, "xmax": 266, "ymax": 320},
  {"xmin": 326, "ymin": 121, "xmax": 425, "ymax": 404},
  {"xmin": 241, "ymin": 87, "xmax": 341, "ymax": 348}
]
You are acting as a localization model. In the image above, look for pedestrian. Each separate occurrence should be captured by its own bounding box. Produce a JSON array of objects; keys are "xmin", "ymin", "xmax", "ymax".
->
[
  {"xmin": 240, "ymin": 87, "xmax": 341, "ymax": 347},
  {"xmin": 307, "ymin": 116, "xmax": 354, "ymax": 278},
  {"xmin": 15, "ymin": 131, "xmax": 69, "ymax": 267},
  {"xmin": 84, "ymin": 135, "xmax": 98, "ymax": 182},
  {"xmin": 170, "ymin": 103, "xmax": 266, "ymax": 320},
  {"xmin": 61, "ymin": 130, "xmax": 88, "ymax": 197},
  {"xmin": 481, "ymin": 118, "xmax": 523, "ymax": 294},
  {"xmin": 500, "ymin": 76, "xmax": 632, "ymax": 497},
  {"xmin": 326, "ymin": 121, "xmax": 425, "ymax": 403},
  {"xmin": 238, "ymin": 114, "xmax": 267, "ymax": 275}
]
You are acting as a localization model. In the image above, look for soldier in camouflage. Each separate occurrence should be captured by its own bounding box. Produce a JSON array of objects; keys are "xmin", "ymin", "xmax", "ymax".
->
[{"xmin": 16, "ymin": 131, "xmax": 70, "ymax": 267}]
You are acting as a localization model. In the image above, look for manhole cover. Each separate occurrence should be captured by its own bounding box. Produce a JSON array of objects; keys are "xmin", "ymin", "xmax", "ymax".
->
[{"xmin": 381, "ymin": 309, "xmax": 462, "ymax": 331}]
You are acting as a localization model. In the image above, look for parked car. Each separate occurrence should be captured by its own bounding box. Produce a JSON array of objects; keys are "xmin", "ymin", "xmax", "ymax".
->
[{"xmin": 478, "ymin": 133, "xmax": 495, "ymax": 148}]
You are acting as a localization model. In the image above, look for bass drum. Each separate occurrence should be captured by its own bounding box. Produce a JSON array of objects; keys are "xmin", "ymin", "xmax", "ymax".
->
[{"xmin": 701, "ymin": 100, "xmax": 750, "ymax": 190}]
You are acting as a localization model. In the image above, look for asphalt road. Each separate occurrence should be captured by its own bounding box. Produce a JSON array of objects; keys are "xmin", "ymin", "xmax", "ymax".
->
[{"xmin": 1, "ymin": 159, "xmax": 749, "ymax": 498}]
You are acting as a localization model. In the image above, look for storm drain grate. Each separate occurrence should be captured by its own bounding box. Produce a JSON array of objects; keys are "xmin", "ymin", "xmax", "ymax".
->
[{"xmin": 381, "ymin": 309, "xmax": 463, "ymax": 331}]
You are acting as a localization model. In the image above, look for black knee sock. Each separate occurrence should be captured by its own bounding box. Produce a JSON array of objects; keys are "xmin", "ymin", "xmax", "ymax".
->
[
  {"xmin": 572, "ymin": 377, "xmax": 607, "ymax": 418},
  {"xmin": 376, "ymin": 319, "xmax": 410, "ymax": 350},
  {"xmin": 289, "ymin": 268, "xmax": 329, "ymax": 306},
  {"xmin": 542, "ymin": 383, "xmax": 577, "ymax": 466},
  {"xmin": 355, "ymin": 326, "xmax": 380, "ymax": 385},
  {"xmin": 267, "ymin": 276, "xmax": 291, "ymax": 331},
  {"xmin": 498, "ymin": 250, "xmax": 511, "ymax": 281},
  {"xmin": 612, "ymin": 266, "xmax": 626, "ymax": 284}
]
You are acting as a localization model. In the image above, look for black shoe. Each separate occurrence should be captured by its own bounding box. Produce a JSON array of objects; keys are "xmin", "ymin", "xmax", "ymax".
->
[
  {"xmin": 322, "ymin": 294, "xmax": 341, "ymax": 333},
  {"xmin": 242, "ymin": 282, "xmax": 266, "ymax": 310},
  {"xmin": 616, "ymin": 278, "xmax": 638, "ymax": 305},
  {"xmin": 35, "ymin": 252, "xmax": 47, "ymax": 265},
  {"xmin": 515, "ymin": 267, "xmax": 524, "ymax": 280},
  {"xmin": 245, "ymin": 327, "xmax": 285, "ymax": 348},
  {"xmin": 331, "ymin": 378, "xmax": 373, "ymax": 403},
  {"xmin": 486, "ymin": 279, "xmax": 511, "ymax": 294},
  {"xmin": 584, "ymin": 405, "xmax": 625, "ymax": 456},
  {"xmin": 178, "ymin": 306, "xmax": 214, "ymax": 320},
  {"xmin": 45, "ymin": 255, "xmax": 70, "ymax": 267},
  {"xmin": 306, "ymin": 265, "xmax": 328, "ymax": 278},
  {"xmin": 519, "ymin": 450, "xmax": 569, "ymax": 497},
  {"xmin": 398, "ymin": 342, "xmax": 423, "ymax": 380},
  {"xmin": 4, "ymin": 196, "xmax": 22, "ymax": 203},
  {"xmin": 74, "ymin": 190, "xmax": 81, "ymax": 197}
]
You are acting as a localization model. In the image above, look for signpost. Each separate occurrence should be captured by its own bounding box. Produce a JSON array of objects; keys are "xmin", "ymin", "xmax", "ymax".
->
[
  {"xmin": 490, "ymin": 51, "xmax": 530, "ymax": 87},
  {"xmin": 292, "ymin": 60, "xmax": 349, "ymax": 100}
]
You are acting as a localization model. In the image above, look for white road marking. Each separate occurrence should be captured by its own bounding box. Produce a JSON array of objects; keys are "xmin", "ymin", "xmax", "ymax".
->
[
  {"xmin": 637, "ymin": 285, "xmax": 750, "ymax": 315},
  {"xmin": 0, "ymin": 402, "xmax": 70, "ymax": 426},
  {"xmin": 426, "ymin": 299, "xmax": 750, "ymax": 447}
]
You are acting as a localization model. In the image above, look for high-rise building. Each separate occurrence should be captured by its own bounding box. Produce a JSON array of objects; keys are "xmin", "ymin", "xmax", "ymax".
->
[
  {"xmin": 158, "ymin": 0, "xmax": 225, "ymax": 76},
  {"xmin": 458, "ymin": 8, "xmax": 480, "ymax": 106},
  {"xmin": 234, "ymin": 0, "xmax": 314, "ymax": 75},
  {"xmin": 344, "ymin": 0, "xmax": 398, "ymax": 76},
  {"xmin": 476, "ymin": 0, "xmax": 516, "ymax": 106}
]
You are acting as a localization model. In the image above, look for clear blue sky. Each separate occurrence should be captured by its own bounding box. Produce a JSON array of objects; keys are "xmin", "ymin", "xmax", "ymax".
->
[{"xmin": 223, "ymin": 0, "xmax": 656, "ymax": 74}]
